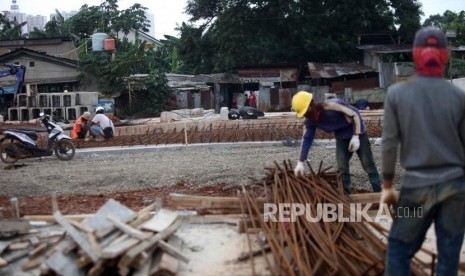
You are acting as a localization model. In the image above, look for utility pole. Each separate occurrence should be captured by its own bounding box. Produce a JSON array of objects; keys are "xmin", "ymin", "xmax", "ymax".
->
[{"xmin": 446, "ymin": 29, "xmax": 457, "ymax": 83}]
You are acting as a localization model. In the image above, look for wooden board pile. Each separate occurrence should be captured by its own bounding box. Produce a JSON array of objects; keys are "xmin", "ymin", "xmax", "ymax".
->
[{"xmin": 0, "ymin": 199, "xmax": 188, "ymax": 275}]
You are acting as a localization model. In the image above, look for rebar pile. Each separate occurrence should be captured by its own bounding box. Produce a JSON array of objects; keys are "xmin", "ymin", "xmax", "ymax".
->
[
  {"xmin": 64, "ymin": 120, "xmax": 383, "ymax": 149},
  {"xmin": 239, "ymin": 161, "xmax": 432, "ymax": 275}
]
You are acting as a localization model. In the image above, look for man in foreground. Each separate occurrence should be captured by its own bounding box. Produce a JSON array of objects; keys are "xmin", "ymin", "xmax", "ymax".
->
[{"xmin": 381, "ymin": 26, "xmax": 465, "ymax": 275}]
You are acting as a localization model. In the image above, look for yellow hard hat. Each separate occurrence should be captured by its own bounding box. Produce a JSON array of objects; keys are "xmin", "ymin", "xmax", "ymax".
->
[{"xmin": 292, "ymin": 91, "xmax": 313, "ymax": 118}]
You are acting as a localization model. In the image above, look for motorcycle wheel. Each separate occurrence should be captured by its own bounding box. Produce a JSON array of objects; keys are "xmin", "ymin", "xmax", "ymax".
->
[
  {"xmin": 54, "ymin": 139, "xmax": 75, "ymax": 161},
  {"xmin": 0, "ymin": 142, "xmax": 19, "ymax": 164}
]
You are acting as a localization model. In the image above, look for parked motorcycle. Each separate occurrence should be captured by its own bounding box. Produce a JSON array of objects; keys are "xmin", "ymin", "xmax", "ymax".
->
[{"xmin": 0, "ymin": 113, "xmax": 75, "ymax": 163}]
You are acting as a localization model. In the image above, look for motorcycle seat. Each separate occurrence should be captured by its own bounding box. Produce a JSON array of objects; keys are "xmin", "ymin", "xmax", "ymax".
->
[{"xmin": 6, "ymin": 129, "xmax": 38, "ymax": 141}]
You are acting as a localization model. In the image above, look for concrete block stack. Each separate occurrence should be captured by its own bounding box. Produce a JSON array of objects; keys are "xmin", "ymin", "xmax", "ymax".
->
[{"xmin": 7, "ymin": 92, "xmax": 98, "ymax": 122}]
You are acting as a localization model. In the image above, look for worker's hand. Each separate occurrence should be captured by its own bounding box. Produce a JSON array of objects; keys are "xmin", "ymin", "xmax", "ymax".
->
[
  {"xmin": 294, "ymin": 161, "xmax": 305, "ymax": 176},
  {"xmin": 378, "ymin": 186, "xmax": 399, "ymax": 215},
  {"xmin": 348, "ymin": 135, "xmax": 360, "ymax": 152}
]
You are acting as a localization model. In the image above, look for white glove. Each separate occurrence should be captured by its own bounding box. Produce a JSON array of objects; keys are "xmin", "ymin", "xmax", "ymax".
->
[
  {"xmin": 294, "ymin": 161, "xmax": 304, "ymax": 176},
  {"xmin": 348, "ymin": 135, "xmax": 360, "ymax": 152}
]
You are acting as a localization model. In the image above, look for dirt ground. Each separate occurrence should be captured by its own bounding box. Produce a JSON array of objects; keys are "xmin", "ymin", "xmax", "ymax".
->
[{"xmin": 0, "ymin": 142, "xmax": 401, "ymax": 217}]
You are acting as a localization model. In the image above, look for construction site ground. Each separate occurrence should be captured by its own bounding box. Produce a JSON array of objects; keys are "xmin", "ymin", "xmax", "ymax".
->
[
  {"xmin": 0, "ymin": 111, "xmax": 388, "ymax": 217},
  {"xmin": 1, "ymin": 111, "xmax": 464, "ymax": 275}
]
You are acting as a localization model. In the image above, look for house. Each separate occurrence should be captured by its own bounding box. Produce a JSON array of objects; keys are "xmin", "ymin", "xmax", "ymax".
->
[
  {"xmin": 117, "ymin": 30, "xmax": 162, "ymax": 50},
  {"xmin": 0, "ymin": 37, "xmax": 79, "ymax": 61},
  {"xmin": 305, "ymin": 62, "xmax": 382, "ymax": 104},
  {"xmin": 235, "ymin": 64, "xmax": 300, "ymax": 111},
  {"xmin": 0, "ymin": 48, "xmax": 99, "ymax": 121}
]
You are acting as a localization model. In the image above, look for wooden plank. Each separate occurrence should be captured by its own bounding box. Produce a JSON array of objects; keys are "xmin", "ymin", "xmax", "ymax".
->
[
  {"xmin": 37, "ymin": 230, "xmax": 65, "ymax": 240},
  {"xmin": 150, "ymin": 235, "xmax": 183, "ymax": 275},
  {"xmin": 118, "ymin": 219, "xmax": 183, "ymax": 270},
  {"xmin": 53, "ymin": 211, "xmax": 100, "ymax": 262},
  {"xmin": 141, "ymin": 209, "xmax": 179, "ymax": 233},
  {"xmin": 10, "ymin": 198, "xmax": 19, "ymax": 219},
  {"xmin": 1, "ymin": 249, "xmax": 29, "ymax": 266},
  {"xmin": 186, "ymin": 214, "xmax": 242, "ymax": 224},
  {"xmin": 0, "ymin": 219, "xmax": 30, "ymax": 236},
  {"xmin": 23, "ymin": 214, "xmax": 93, "ymax": 223},
  {"xmin": 29, "ymin": 236, "xmax": 40, "ymax": 246},
  {"xmin": 0, "ymin": 258, "xmax": 7, "ymax": 268},
  {"xmin": 168, "ymin": 193, "xmax": 267, "ymax": 209},
  {"xmin": 101, "ymin": 238, "xmax": 140, "ymax": 259},
  {"xmin": 96, "ymin": 200, "xmax": 161, "ymax": 239},
  {"xmin": 169, "ymin": 193, "xmax": 381, "ymax": 209},
  {"xmin": 46, "ymin": 245, "xmax": 85, "ymax": 276},
  {"xmin": 82, "ymin": 199, "xmax": 135, "ymax": 233},
  {"xmin": 107, "ymin": 215, "xmax": 147, "ymax": 240},
  {"xmin": 348, "ymin": 192, "xmax": 381, "ymax": 204},
  {"xmin": 70, "ymin": 220, "xmax": 95, "ymax": 234},
  {"xmin": 87, "ymin": 232, "xmax": 102, "ymax": 255},
  {"xmin": 29, "ymin": 243, "xmax": 48, "ymax": 258},
  {"xmin": 132, "ymin": 250, "xmax": 153, "ymax": 276},
  {"xmin": 8, "ymin": 241, "xmax": 30, "ymax": 250},
  {"xmin": 21, "ymin": 257, "xmax": 43, "ymax": 271},
  {"xmin": 158, "ymin": 239, "xmax": 189, "ymax": 263}
]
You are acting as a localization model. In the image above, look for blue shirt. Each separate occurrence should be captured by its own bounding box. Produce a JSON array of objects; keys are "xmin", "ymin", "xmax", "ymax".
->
[{"xmin": 299, "ymin": 99, "xmax": 365, "ymax": 161}]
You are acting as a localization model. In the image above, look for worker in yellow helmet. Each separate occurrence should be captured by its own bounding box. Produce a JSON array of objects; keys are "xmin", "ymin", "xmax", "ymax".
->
[{"xmin": 291, "ymin": 91, "xmax": 380, "ymax": 194}]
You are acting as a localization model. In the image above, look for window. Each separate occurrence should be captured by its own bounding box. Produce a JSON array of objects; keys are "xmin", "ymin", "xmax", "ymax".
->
[{"xmin": 29, "ymin": 61, "xmax": 35, "ymax": 67}]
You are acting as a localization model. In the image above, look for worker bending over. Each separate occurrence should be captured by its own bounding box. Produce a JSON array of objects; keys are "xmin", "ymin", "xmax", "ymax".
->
[{"xmin": 291, "ymin": 91, "xmax": 381, "ymax": 194}]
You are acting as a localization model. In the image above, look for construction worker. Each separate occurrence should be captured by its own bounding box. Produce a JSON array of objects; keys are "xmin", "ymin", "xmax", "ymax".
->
[
  {"xmin": 291, "ymin": 91, "xmax": 381, "ymax": 194},
  {"xmin": 381, "ymin": 26, "xmax": 465, "ymax": 275},
  {"xmin": 71, "ymin": 111, "xmax": 91, "ymax": 139},
  {"xmin": 90, "ymin": 106, "xmax": 115, "ymax": 140}
]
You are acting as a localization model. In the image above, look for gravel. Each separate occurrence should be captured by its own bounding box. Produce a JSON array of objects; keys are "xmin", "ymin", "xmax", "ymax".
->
[{"xmin": 0, "ymin": 141, "xmax": 403, "ymax": 197}]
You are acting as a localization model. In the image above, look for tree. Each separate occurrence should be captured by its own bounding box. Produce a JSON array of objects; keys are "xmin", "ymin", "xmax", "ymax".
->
[
  {"xmin": 179, "ymin": 0, "xmax": 420, "ymax": 72},
  {"xmin": 0, "ymin": 13, "xmax": 26, "ymax": 40},
  {"xmin": 44, "ymin": 10, "xmax": 70, "ymax": 38},
  {"xmin": 423, "ymin": 10, "xmax": 465, "ymax": 78}
]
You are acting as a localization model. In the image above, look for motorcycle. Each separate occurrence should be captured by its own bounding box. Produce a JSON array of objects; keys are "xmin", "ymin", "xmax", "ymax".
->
[{"xmin": 0, "ymin": 113, "xmax": 75, "ymax": 163}]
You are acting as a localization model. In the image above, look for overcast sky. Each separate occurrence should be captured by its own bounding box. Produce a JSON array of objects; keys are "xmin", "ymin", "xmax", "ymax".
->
[{"xmin": 0, "ymin": 0, "xmax": 464, "ymax": 40}]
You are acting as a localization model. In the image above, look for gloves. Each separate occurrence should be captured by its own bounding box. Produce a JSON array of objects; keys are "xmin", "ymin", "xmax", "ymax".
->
[
  {"xmin": 348, "ymin": 135, "xmax": 360, "ymax": 152},
  {"xmin": 294, "ymin": 161, "xmax": 304, "ymax": 176}
]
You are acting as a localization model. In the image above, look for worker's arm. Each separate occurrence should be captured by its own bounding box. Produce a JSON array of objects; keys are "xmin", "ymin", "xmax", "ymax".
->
[
  {"xmin": 294, "ymin": 123, "xmax": 316, "ymax": 176},
  {"xmin": 381, "ymin": 92, "xmax": 399, "ymax": 185},
  {"xmin": 299, "ymin": 123, "xmax": 317, "ymax": 162},
  {"xmin": 377, "ymin": 91, "xmax": 401, "ymax": 210},
  {"xmin": 323, "ymin": 101, "xmax": 362, "ymax": 135}
]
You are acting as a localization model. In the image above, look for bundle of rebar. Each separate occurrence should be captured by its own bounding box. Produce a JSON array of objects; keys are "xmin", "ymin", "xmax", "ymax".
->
[{"xmin": 239, "ymin": 161, "xmax": 433, "ymax": 276}]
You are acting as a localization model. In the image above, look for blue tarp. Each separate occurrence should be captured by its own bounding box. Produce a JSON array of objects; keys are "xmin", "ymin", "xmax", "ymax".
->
[{"xmin": 0, "ymin": 86, "xmax": 16, "ymax": 95}]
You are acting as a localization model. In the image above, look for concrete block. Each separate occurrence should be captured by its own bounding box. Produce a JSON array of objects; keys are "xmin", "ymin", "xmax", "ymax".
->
[
  {"xmin": 219, "ymin": 107, "xmax": 229, "ymax": 120},
  {"xmin": 63, "ymin": 93, "xmax": 77, "ymax": 107},
  {"xmin": 41, "ymin": 108, "xmax": 53, "ymax": 116},
  {"xmin": 50, "ymin": 93, "xmax": 63, "ymax": 107},
  {"xmin": 38, "ymin": 94, "xmax": 50, "ymax": 107},
  {"xmin": 8, "ymin": 108, "xmax": 19, "ymax": 121},
  {"xmin": 19, "ymin": 107, "xmax": 29, "ymax": 121},
  {"xmin": 17, "ymin": 94, "xmax": 27, "ymax": 107},
  {"xmin": 29, "ymin": 108, "xmax": 41, "ymax": 119},
  {"xmin": 65, "ymin": 107, "xmax": 78, "ymax": 121}
]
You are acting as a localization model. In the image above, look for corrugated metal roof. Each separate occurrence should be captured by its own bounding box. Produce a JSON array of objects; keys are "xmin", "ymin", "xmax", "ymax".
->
[
  {"xmin": 356, "ymin": 44, "xmax": 412, "ymax": 54},
  {"xmin": 307, "ymin": 62, "xmax": 376, "ymax": 79}
]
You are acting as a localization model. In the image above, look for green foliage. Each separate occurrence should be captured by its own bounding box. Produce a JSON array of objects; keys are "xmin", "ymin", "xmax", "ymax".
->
[
  {"xmin": 0, "ymin": 13, "xmax": 27, "ymax": 40},
  {"xmin": 423, "ymin": 11, "xmax": 465, "ymax": 46},
  {"xmin": 178, "ymin": 0, "xmax": 423, "ymax": 73}
]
